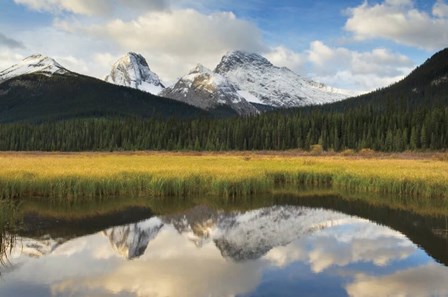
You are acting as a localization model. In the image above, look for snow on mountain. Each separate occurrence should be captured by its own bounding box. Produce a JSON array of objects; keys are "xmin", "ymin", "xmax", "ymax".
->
[
  {"xmin": 103, "ymin": 217, "xmax": 164, "ymax": 260},
  {"xmin": 163, "ymin": 205, "xmax": 222, "ymax": 248},
  {"xmin": 160, "ymin": 64, "xmax": 259, "ymax": 116},
  {"xmin": 6, "ymin": 235, "xmax": 64, "ymax": 259},
  {"xmin": 213, "ymin": 206, "xmax": 347, "ymax": 261},
  {"xmin": 0, "ymin": 54, "xmax": 70, "ymax": 84},
  {"xmin": 100, "ymin": 206, "xmax": 347, "ymax": 262},
  {"xmin": 105, "ymin": 52, "xmax": 165, "ymax": 95},
  {"xmin": 215, "ymin": 51, "xmax": 352, "ymax": 108}
]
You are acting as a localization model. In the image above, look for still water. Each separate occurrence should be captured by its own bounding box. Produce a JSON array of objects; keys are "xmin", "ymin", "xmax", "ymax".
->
[{"xmin": 1, "ymin": 195, "xmax": 448, "ymax": 297}]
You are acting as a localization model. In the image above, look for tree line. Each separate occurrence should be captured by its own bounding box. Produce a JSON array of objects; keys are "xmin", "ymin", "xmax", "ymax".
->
[{"xmin": 1, "ymin": 105, "xmax": 447, "ymax": 152}]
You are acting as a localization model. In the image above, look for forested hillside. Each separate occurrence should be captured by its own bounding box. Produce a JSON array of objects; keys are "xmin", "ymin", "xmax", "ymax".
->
[
  {"xmin": 323, "ymin": 48, "xmax": 448, "ymax": 111},
  {"xmin": 0, "ymin": 49, "xmax": 447, "ymax": 152},
  {"xmin": 0, "ymin": 73, "xmax": 208, "ymax": 123},
  {"xmin": 1, "ymin": 106, "xmax": 446, "ymax": 151}
]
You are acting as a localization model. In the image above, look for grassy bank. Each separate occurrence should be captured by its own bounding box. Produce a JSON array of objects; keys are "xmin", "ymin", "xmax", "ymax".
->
[{"xmin": 0, "ymin": 152, "xmax": 447, "ymax": 202}]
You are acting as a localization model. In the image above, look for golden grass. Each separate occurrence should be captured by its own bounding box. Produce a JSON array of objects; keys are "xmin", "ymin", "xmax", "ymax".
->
[{"xmin": 0, "ymin": 152, "xmax": 447, "ymax": 201}]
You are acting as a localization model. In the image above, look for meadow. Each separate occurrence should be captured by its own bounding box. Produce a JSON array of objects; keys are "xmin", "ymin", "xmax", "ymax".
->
[{"xmin": 0, "ymin": 152, "xmax": 447, "ymax": 202}]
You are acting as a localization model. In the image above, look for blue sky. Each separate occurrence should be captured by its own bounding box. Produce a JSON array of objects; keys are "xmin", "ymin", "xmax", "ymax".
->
[{"xmin": 0, "ymin": 0, "xmax": 447, "ymax": 92}]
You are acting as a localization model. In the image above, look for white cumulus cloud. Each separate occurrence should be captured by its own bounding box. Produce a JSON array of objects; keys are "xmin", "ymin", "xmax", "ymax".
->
[
  {"xmin": 433, "ymin": 0, "xmax": 448, "ymax": 17},
  {"xmin": 14, "ymin": 0, "xmax": 170, "ymax": 16},
  {"xmin": 264, "ymin": 46, "xmax": 306, "ymax": 74},
  {"xmin": 346, "ymin": 264, "xmax": 448, "ymax": 297},
  {"xmin": 344, "ymin": 0, "xmax": 448, "ymax": 50},
  {"xmin": 306, "ymin": 41, "xmax": 414, "ymax": 92},
  {"xmin": 56, "ymin": 9, "xmax": 266, "ymax": 83}
]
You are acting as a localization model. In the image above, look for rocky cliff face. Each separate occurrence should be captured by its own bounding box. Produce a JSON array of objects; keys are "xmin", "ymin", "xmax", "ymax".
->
[
  {"xmin": 160, "ymin": 64, "xmax": 259, "ymax": 116},
  {"xmin": 103, "ymin": 218, "xmax": 164, "ymax": 260},
  {"xmin": 105, "ymin": 52, "xmax": 165, "ymax": 95}
]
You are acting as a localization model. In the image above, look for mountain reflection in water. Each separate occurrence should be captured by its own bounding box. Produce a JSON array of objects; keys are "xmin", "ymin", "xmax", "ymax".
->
[{"xmin": 1, "ymin": 204, "xmax": 448, "ymax": 297}]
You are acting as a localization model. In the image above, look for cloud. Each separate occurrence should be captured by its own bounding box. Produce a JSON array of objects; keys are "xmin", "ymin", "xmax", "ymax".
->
[
  {"xmin": 344, "ymin": 0, "xmax": 448, "ymax": 50},
  {"xmin": 50, "ymin": 227, "xmax": 262, "ymax": 297},
  {"xmin": 346, "ymin": 264, "xmax": 448, "ymax": 297},
  {"xmin": 433, "ymin": 0, "xmax": 448, "ymax": 17},
  {"xmin": 93, "ymin": 53, "xmax": 121, "ymax": 78},
  {"xmin": 308, "ymin": 236, "xmax": 415, "ymax": 273},
  {"xmin": 264, "ymin": 46, "xmax": 306, "ymax": 74},
  {"xmin": 0, "ymin": 33, "xmax": 24, "ymax": 49},
  {"xmin": 7, "ymin": 0, "xmax": 421, "ymax": 92},
  {"xmin": 54, "ymin": 55, "xmax": 89, "ymax": 74},
  {"xmin": 56, "ymin": 9, "xmax": 266, "ymax": 82},
  {"xmin": 306, "ymin": 41, "xmax": 414, "ymax": 92},
  {"xmin": 15, "ymin": 0, "xmax": 111, "ymax": 15},
  {"xmin": 0, "ymin": 49, "xmax": 25, "ymax": 71},
  {"xmin": 14, "ymin": 0, "xmax": 170, "ymax": 16}
]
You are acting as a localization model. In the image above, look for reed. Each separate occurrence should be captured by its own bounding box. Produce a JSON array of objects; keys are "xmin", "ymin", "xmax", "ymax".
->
[
  {"xmin": 0, "ymin": 152, "xmax": 447, "ymax": 202},
  {"xmin": 0, "ymin": 200, "xmax": 19, "ymax": 265}
]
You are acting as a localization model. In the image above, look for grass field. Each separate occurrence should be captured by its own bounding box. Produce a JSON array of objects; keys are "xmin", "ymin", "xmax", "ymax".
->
[{"xmin": 0, "ymin": 152, "xmax": 447, "ymax": 202}]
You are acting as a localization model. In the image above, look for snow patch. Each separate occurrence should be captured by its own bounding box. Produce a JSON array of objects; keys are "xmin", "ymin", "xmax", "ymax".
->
[
  {"xmin": 237, "ymin": 90, "xmax": 264, "ymax": 104},
  {"xmin": 0, "ymin": 54, "xmax": 69, "ymax": 83}
]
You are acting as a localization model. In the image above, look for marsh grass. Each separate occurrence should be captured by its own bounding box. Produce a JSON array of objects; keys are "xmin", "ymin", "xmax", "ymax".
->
[
  {"xmin": 0, "ymin": 153, "xmax": 447, "ymax": 202},
  {"xmin": 0, "ymin": 200, "xmax": 20, "ymax": 266}
]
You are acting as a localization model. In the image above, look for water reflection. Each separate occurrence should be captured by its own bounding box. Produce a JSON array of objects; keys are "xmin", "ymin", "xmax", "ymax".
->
[{"xmin": 1, "ymin": 204, "xmax": 447, "ymax": 297}]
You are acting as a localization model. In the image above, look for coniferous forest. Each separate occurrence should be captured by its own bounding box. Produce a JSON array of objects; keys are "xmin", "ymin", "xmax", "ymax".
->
[
  {"xmin": 1, "ymin": 105, "xmax": 446, "ymax": 152},
  {"xmin": 1, "ymin": 48, "xmax": 447, "ymax": 152}
]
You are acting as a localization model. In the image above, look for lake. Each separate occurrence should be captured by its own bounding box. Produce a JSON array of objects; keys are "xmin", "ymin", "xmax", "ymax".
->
[{"xmin": 1, "ymin": 194, "xmax": 448, "ymax": 297}]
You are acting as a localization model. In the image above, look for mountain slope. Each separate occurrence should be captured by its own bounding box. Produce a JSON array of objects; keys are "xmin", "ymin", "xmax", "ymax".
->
[
  {"xmin": 105, "ymin": 52, "xmax": 165, "ymax": 95},
  {"xmin": 160, "ymin": 64, "xmax": 259, "ymax": 116},
  {"xmin": 0, "ymin": 55, "xmax": 207, "ymax": 123},
  {"xmin": 215, "ymin": 51, "xmax": 351, "ymax": 108},
  {"xmin": 326, "ymin": 48, "xmax": 448, "ymax": 111}
]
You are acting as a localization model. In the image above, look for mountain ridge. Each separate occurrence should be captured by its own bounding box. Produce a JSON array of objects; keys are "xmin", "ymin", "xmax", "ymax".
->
[
  {"xmin": 215, "ymin": 50, "xmax": 352, "ymax": 108},
  {"xmin": 0, "ymin": 55, "xmax": 207, "ymax": 123},
  {"xmin": 160, "ymin": 63, "xmax": 259, "ymax": 116}
]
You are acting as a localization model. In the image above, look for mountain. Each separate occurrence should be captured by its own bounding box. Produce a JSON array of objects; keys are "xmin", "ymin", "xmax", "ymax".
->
[
  {"xmin": 105, "ymin": 52, "xmax": 165, "ymax": 95},
  {"xmin": 11, "ymin": 235, "xmax": 63, "ymax": 258},
  {"xmin": 0, "ymin": 54, "xmax": 72, "ymax": 83},
  {"xmin": 326, "ymin": 48, "xmax": 448, "ymax": 111},
  {"xmin": 160, "ymin": 64, "xmax": 259, "ymax": 116},
  {"xmin": 103, "ymin": 218, "xmax": 164, "ymax": 260},
  {"xmin": 0, "ymin": 54, "xmax": 207, "ymax": 123},
  {"xmin": 213, "ymin": 206, "xmax": 345, "ymax": 261},
  {"xmin": 100, "ymin": 205, "xmax": 346, "ymax": 262},
  {"xmin": 214, "ymin": 51, "xmax": 351, "ymax": 108}
]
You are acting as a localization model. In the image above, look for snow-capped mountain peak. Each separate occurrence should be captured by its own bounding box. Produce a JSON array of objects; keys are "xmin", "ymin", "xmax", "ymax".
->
[
  {"xmin": 189, "ymin": 63, "xmax": 213, "ymax": 75},
  {"xmin": 0, "ymin": 54, "xmax": 69, "ymax": 83},
  {"xmin": 103, "ymin": 218, "xmax": 164, "ymax": 260},
  {"xmin": 215, "ymin": 50, "xmax": 351, "ymax": 108},
  {"xmin": 215, "ymin": 51, "xmax": 273, "ymax": 73},
  {"xmin": 105, "ymin": 52, "xmax": 165, "ymax": 95},
  {"xmin": 99, "ymin": 205, "xmax": 347, "ymax": 262},
  {"xmin": 160, "ymin": 63, "xmax": 259, "ymax": 116}
]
